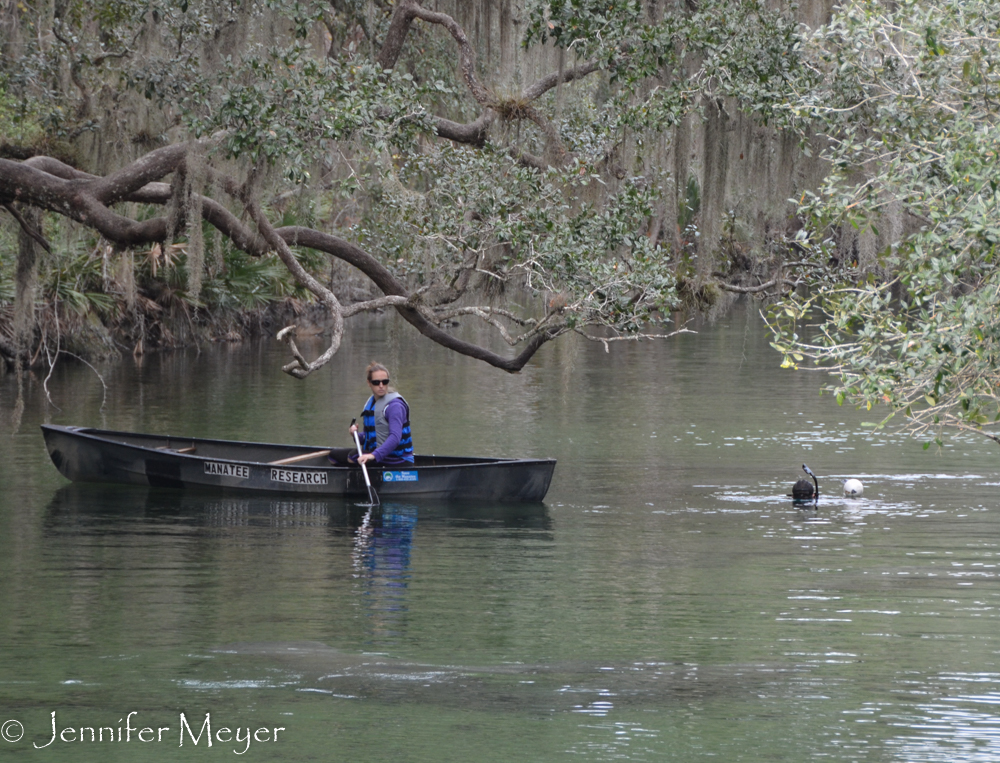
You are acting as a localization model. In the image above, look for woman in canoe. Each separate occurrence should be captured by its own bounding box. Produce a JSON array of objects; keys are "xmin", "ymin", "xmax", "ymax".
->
[{"xmin": 331, "ymin": 362, "xmax": 414, "ymax": 466}]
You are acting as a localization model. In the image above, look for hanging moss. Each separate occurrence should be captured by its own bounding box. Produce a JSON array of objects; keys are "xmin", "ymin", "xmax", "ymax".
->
[
  {"xmin": 677, "ymin": 175, "xmax": 701, "ymax": 232},
  {"xmin": 13, "ymin": 205, "xmax": 41, "ymax": 352},
  {"xmin": 184, "ymin": 148, "xmax": 208, "ymax": 299},
  {"xmin": 117, "ymin": 247, "xmax": 137, "ymax": 313}
]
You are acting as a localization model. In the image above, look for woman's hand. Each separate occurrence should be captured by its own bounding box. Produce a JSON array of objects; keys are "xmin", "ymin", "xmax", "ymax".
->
[
  {"xmin": 356, "ymin": 453, "xmax": 375, "ymax": 465},
  {"xmin": 349, "ymin": 423, "xmax": 358, "ymax": 434}
]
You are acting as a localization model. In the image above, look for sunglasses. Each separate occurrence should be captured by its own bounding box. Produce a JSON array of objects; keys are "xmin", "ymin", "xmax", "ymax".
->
[{"xmin": 369, "ymin": 379, "xmax": 390, "ymax": 386}]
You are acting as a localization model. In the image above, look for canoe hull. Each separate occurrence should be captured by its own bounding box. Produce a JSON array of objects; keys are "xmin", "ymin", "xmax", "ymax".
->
[{"xmin": 41, "ymin": 425, "xmax": 555, "ymax": 502}]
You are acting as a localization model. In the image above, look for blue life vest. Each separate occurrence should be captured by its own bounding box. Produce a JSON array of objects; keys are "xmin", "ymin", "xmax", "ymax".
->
[{"xmin": 361, "ymin": 392, "xmax": 414, "ymax": 461}]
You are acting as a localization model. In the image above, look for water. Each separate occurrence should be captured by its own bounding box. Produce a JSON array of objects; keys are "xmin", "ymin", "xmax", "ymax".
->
[{"xmin": 2, "ymin": 307, "xmax": 1000, "ymax": 761}]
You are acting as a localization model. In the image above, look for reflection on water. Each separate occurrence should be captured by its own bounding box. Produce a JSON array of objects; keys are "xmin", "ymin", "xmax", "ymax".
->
[
  {"xmin": 43, "ymin": 484, "xmax": 552, "ymax": 531},
  {"xmin": 4, "ymin": 310, "xmax": 1000, "ymax": 762},
  {"xmin": 353, "ymin": 504, "xmax": 418, "ymax": 644}
]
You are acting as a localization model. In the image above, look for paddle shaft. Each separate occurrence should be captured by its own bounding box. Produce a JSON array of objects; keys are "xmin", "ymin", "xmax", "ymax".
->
[{"xmin": 351, "ymin": 419, "xmax": 379, "ymax": 505}]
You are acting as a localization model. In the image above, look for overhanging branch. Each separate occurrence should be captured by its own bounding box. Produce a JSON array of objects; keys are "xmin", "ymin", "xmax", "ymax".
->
[{"xmin": 0, "ymin": 152, "xmax": 581, "ymax": 375}]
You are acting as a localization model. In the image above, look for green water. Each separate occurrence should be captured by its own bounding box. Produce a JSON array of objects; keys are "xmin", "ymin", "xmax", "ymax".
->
[{"xmin": 2, "ymin": 308, "xmax": 1000, "ymax": 761}]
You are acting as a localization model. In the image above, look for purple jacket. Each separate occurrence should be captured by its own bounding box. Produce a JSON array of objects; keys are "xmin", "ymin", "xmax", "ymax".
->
[
  {"xmin": 371, "ymin": 398, "xmax": 411, "ymax": 464},
  {"xmin": 351, "ymin": 398, "xmax": 412, "ymax": 465}
]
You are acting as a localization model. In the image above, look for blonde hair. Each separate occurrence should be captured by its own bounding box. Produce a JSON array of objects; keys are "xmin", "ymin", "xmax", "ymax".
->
[{"xmin": 366, "ymin": 361, "xmax": 390, "ymax": 384}]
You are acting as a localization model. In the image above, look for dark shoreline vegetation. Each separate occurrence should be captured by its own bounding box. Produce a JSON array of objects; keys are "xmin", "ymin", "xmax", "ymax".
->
[
  {"xmin": 0, "ymin": 225, "xmax": 733, "ymax": 374},
  {"xmin": 0, "ymin": 227, "xmax": 376, "ymax": 370},
  {"xmin": 3, "ymin": 0, "xmax": 1000, "ymax": 446}
]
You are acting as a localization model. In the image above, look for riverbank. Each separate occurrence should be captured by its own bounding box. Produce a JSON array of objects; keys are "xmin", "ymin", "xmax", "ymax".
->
[
  {"xmin": 0, "ymin": 298, "xmax": 324, "ymax": 370},
  {"xmin": 0, "ymin": 244, "xmax": 380, "ymax": 371}
]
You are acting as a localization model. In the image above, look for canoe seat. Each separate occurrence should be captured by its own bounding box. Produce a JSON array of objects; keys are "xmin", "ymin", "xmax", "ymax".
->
[{"xmin": 269, "ymin": 449, "xmax": 331, "ymax": 466}]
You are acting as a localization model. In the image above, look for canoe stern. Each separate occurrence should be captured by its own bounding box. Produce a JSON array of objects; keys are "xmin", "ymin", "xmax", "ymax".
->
[{"xmin": 43, "ymin": 425, "xmax": 152, "ymax": 487}]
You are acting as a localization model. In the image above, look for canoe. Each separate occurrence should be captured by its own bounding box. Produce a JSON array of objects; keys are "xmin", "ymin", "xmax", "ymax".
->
[{"xmin": 41, "ymin": 425, "xmax": 556, "ymax": 502}]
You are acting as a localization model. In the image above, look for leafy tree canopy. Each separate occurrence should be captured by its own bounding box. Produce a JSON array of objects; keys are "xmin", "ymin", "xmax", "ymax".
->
[
  {"xmin": 0, "ymin": 0, "xmax": 802, "ymax": 378},
  {"xmin": 767, "ymin": 0, "xmax": 1000, "ymax": 447}
]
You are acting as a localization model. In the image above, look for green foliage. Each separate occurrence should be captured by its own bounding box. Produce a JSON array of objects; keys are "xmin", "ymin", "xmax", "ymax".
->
[
  {"xmin": 525, "ymin": 0, "xmax": 805, "ymax": 130},
  {"xmin": 201, "ymin": 248, "xmax": 311, "ymax": 311},
  {"xmin": 44, "ymin": 248, "xmax": 118, "ymax": 318},
  {"xmin": 356, "ymin": 142, "xmax": 677, "ymax": 334},
  {"xmin": 0, "ymin": 222, "xmax": 308, "ymax": 340},
  {"xmin": 769, "ymin": 0, "xmax": 1000, "ymax": 443},
  {"xmin": 136, "ymin": 239, "xmax": 311, "ymax": 313},
  {"xmin": 0, "ymin": 84, "xmax": 46, "ymax": 147},
  {"xmin": 190, "ymin": 45, "xmax": 435, "ymax": 180},
  {"xmin": 1, "ymin": 0, "xmax": 813, "ymax": 359}
]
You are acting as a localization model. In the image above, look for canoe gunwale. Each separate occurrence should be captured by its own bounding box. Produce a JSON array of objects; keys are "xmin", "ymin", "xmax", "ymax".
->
[{"xmin": 41, "ymin": 425, "xmax": 553, "ymax": 469}]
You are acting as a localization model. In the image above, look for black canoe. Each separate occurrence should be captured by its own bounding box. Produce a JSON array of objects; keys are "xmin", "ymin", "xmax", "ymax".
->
[{"xmin": 41, "ymin": 425, "xmax": 556, "ymax": 502}]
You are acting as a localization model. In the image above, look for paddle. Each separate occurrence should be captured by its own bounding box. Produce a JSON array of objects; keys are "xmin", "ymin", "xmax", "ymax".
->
[{"xmin": 350, "ymin": 418, "xmax": 380, "ymax": 506}]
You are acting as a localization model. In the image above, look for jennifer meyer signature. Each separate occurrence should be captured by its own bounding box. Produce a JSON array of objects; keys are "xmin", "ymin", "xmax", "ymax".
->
[{"xmin": 3, "ymin": 712, "xmax": 285, "ymax": 754}]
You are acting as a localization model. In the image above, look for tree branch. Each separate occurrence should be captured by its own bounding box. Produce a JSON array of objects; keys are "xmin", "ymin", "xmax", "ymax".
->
[
  {"xmin": 231, "ymin": 180, "xmax": 346, "ymax": 379},
  {"xmin": 374, "ymin": 0, "xmax": 420, "ymax": 71},
  {"xmin": 716, "ymin": 277, "xmax": 800, "ymax": 294},
  {"xmin": 0, "ymin": 152, "xmax": 572, "ymax": 375},
  {"xmin": 521, "ymin": 60, "xmax": 602, "ymax": 101},
  {"xmin": 407, "ymin": 5, "xmax": 491, "ymax": 106},
  {"xmin": 435, "ymin": 111, "xmax": 495, "ymax": 147},
  {"xmin": 374, "ymin": 1, "xmax": 600, "ymax": 158},
  {"xmin": 1, "ymin": 203, "xmax": 53, "ymax": 254}
]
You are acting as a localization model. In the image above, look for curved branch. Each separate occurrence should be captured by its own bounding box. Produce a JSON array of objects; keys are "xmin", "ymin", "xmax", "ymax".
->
[
  {"xmin": 521, "ymin": 60, "xmax": 602, "ymax": 101},
  {"xmin": 0, "ymin": 159, "xmax": 170, "ymax": 243},
  {"xmin": 271, "ymin": 227, "xmax": 563, "ymax": 372},
  {"xmin": 435, "ymin": 111, "xmax": 495, "ymax": 146},
  {"xmin": 51, "ymin": 22, "xmax": 92, "ymax": 115},
  {"xmin": 2, "ymin": 203, "xmax": 53, "ymax": 254},
  {"xmin": 1, "ymin": 148, "xmax": 594, "ymax": 375},
  {"xmin": 23, "ymin": 156, "xmax": 96, "ymax": 179},
  {"xmin": 374, "ymin": 1, "xmax": 602, "ymax": 160},
  {"xmin": 235, "ymin": 191, "xmax": 346, "ymax": 379},
  {"xmin": 342, "ymin": 294, "xmax": 413, "ymax": 316},
  {"xmin": 408, "ymin": 5, "xmax": 491, "ymax": 106},
  {"xmin": 1, "ymin": 154, "xmax": 568, "ymax": 374},
  {"xmin": 90, "ymin": 142, "xmax": 194, "ymax": 203},
  {"xmin": 578, "ymin": 326, "xmax": 696, "ymax": 352},
  {"xmin": 375, "ymin": 0, "xmax": 421, "ymax": 71}
]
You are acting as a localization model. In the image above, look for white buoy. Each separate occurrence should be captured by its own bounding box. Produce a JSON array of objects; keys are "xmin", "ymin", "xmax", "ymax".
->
[{"xmin": 842, "ymin": 478, "xmax": 864, "ymax": 497}]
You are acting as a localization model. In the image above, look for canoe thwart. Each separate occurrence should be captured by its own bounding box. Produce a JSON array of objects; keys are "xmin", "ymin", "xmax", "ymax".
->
[
  {"xmin": 268, "ymin": 449, "xmax": 331, "ymax": 466},
  {"xmin": 157, "ymin": 445, "xmax": 196, "ymax": 454}
]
